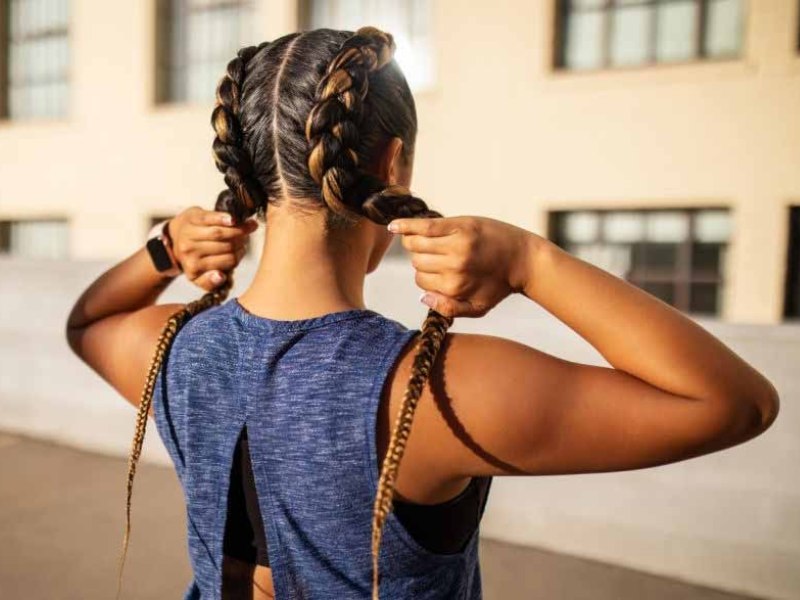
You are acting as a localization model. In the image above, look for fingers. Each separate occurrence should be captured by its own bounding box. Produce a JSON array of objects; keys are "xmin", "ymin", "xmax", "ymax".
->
[
  {"xmin": 387, "ymin": 217, "xmax": 459, "ymax": 237},
  {"xmin": 197, "ymin": 209, "xmax": 235, "ymax": 227},
  {"xmin": 192, "ymin": 269, "xmax": 229, "ymax": 292},
  {"xmin": 414, "ymin": 270, "xmax": 469, "ymax": 299},
  {"xmin": 393, "ymin": 214, "xmax": 496, "ymax": 319},
  {"xmin": 194, "ymin": 246, "xmax": 247, "ymax": 274},
  {"xmin": 409, "ymin": 252, "xmax": 452, "ymax": 274},
  {"xmin": 192, "ymin": 217, "xmax": 258, "ymax": 242},
  {"xmin": 186, "ymin": 238, "xmax": 248, "ymax": 258},
  {"xmin": 412, "ymin": 260, "xmax": 488, "ymax": 318},
  {"xmin": 419, "ymin": 291, "xmax": 484, "ymax": 319},
  {"xmin": 399, "ymin": 232, "xmax": 449, "ymax": 255}
]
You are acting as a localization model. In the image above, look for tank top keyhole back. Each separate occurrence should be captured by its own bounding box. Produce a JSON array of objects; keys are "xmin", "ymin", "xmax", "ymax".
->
[{"xmin": 152, "ymin": 297, "xmax": 492, "ymax": 599}]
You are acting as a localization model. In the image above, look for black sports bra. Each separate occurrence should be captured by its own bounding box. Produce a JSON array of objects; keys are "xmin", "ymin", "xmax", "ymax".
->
[{"xmin": 223, "ymin": 427, "xmax": 493, "ymax": 566}]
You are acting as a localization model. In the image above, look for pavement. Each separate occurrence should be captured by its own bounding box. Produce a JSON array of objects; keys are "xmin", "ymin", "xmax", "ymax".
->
[{"xmin": 0, "ymin": 432, "xmax": 762, "ymax": 600}]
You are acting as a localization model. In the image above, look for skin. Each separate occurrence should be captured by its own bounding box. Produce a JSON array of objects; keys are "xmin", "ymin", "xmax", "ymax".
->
[{"xmin": 66, "ymin": 137, "xmax": 780, "ymax": 600}]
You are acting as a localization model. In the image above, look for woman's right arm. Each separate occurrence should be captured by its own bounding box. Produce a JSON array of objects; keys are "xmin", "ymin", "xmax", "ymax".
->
[{"xmin": 387, "ymin": 216, "xmax": 780, "ymax": 478}]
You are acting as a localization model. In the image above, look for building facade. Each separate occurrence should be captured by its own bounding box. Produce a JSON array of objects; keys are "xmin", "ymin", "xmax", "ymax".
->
[{"xmin": 0, "ymin": 0, "xmax": 799, "ymax": 324}]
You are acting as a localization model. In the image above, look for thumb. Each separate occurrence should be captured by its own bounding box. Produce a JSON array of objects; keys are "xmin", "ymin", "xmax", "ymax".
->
[
  {"xmin": 192, "ymin": 270, "xmax": 227, "ymax": 292},
  {"xmin": 419, "ymin": 292, "xmax": 476, "ymax": 318}
]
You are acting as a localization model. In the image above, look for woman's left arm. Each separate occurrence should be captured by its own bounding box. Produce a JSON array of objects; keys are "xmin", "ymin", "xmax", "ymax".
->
[{"xmin": 65, "ymin": 207, "xmax": 257, "ymax": 409}]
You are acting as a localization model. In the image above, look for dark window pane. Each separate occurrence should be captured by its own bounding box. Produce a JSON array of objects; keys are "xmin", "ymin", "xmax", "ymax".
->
[
  {"xmin": 784, "ymin": 207, "xmax": 800, "ymax": 318},
  {"xmin": 692, "ymin": 242, "xmax": 722, "ymax": 272},
  {"xmin": 690, "ymin": 282, "xmax": 721, "ymax": 314},
  {"xmin": 639, "ymin": 281, "xmax": 676, "ymax": 306},
  {"xmin": 0, "ymin": 222, "xmax": 10, "ymax": 251},
  {"xmin": 631, "ymin": 242, "xmax": 679, "ymax": 271}
]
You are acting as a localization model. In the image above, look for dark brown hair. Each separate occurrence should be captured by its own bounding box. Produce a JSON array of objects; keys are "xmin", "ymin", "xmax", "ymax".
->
[{"xmin": 117, "ymin": 27, "xmax": 452, "ymax": 600}]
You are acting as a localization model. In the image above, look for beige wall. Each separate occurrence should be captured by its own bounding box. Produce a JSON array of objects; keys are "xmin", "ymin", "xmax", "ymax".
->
[
  {"xmin": 1, "ymin": 258, "xmax": 798, "ymax": 600},
  {"xmin": 0, "ymin": 0, "xmax": 799, "ymax": 323}
]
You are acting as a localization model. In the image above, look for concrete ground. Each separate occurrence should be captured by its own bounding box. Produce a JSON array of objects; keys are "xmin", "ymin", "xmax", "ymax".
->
[{"xmin": 0, "ymin": 432, "xmax": 762, "ymax": 600}]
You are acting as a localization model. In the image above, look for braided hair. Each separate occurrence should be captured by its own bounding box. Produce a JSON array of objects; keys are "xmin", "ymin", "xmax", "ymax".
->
[{"xmin": 117, "ymin": 27, "xmax": 452, "ymax": 600}]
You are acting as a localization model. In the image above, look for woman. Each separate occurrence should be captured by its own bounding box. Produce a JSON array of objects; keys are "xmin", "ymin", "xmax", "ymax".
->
[{"xmin": 66, "ymin": 27, "xmax": 779, "ymax": 600}]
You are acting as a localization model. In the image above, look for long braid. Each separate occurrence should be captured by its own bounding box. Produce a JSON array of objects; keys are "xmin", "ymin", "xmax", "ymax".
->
[
  {"xmin": 115, "ymin": 40, "xmax": 269, "ymax": 599},
  {"xmin": 305, "ymin": 26, "xmax": 455, "ymax": 599}
]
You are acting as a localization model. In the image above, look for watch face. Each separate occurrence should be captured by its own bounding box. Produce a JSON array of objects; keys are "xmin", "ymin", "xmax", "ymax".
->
[{"xmin": 147, "ymin": 237, "xmax": 175, "ymax": 272}]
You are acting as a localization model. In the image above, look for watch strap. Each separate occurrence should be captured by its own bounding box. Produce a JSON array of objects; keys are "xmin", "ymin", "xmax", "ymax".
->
[{"xmin": 146, "ymin": 218, "xmax": 181, "ymax": 275}]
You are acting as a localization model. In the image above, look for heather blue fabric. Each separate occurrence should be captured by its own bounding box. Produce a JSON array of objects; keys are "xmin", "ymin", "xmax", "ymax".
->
[{"xmin": 152, "ymin": 297, "xmax": 485, "ymax": 599}]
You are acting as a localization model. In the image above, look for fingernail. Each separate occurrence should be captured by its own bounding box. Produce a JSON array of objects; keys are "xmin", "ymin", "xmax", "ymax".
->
[
  {"xmin": 211, "ymin": 271, "xmax": 225, "ymax": 284},
  {"xmin": 223, "ymin": 214, "xmax": 233, "ymax": 226},
  {"xmin": 387, "ymin": 221, "xmax": 398, "ymax": 232},
  {"xmin": 419, "ymin": 292, "xmax": 434, "ymax": 307}
]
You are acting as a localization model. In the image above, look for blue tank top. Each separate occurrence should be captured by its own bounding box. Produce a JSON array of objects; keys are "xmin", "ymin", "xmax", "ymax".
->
[{"xmin": 152, "ymin": 297, "xmax": 485, "ymax": 599}]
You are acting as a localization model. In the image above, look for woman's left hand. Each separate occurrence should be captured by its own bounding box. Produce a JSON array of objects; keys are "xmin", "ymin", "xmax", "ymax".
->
[{"xmin": 168, "ymin": 206, "xmax": 259, "ymax": 291}]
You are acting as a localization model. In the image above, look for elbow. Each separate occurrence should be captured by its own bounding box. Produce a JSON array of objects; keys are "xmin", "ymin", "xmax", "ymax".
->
[
  {"xmin": 754, "ymin": 379, "xmax": 780, "ymax": 433},
  {"xmin": 689, "ymin": 376, "xmax": 780, "ymax": 455},
  {"xmin": 65, "ymin": 301, "xmax": 86, "ymax": 357},
  {"xmin": 65, "ymin": 323, "xmax": 80, "ymax": 357},
  {"xmin": 723, "ymin": 381, "xmax": 781, "ymax": 443},
  {"xmin": 64, "ymin": 312, "xmax": 85, "ymax": 359}
]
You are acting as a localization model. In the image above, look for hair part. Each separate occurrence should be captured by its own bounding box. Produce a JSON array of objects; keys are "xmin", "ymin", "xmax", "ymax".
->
[{"xmin": 118, "ymin": 27, "xmax": 453, "ymax": 600}]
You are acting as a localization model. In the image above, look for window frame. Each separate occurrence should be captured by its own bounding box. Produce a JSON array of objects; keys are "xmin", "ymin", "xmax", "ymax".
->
[
  {"xmin": 547, "ymin": 206, "xmax": 731, "ymax": 316},
  {"xmin": 154, "ymin": 0, "xmax": 256, "ymax": 106},
  {"xmin": 0, "ymin": 0, "xmax": 71, "ymax": 120},
  {"xmin": 553, "ymin": 0, "xmax": 746, "ymax": 72},
  {"xmin": 783, "ymin": 205, "xmax": 800, "ymax": 320},
  {"xmin": 0, "ymin": 1, "xmax": 8, "ymax": 118},
  {"xmin": 0, "ymin": 216, "xmax": 70, "ymax": 259}
]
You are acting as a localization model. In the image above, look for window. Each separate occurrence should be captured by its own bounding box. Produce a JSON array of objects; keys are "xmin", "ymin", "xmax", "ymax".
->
[
  {"xmin": 555, "ymin": 0, "xmax": 745, "ymax": 71},
  {"xmin": 784, "ymin": 206, "xmax": 800, "ymax": 319},
  {"xmin": 0, "ymin": 218, "xmax": 68, "ymax": 258},
  {"xmin": 1, "ymin": 0, "xmax": 70, "ymax": 119},
  {"xmin": 155, "ymin": 0, "xmax": 258, "ymax": 105},
  {"xmin": 549, "ymin": 208, "xmax": 731, "ymax": 315},
  {"xmin": 301, "ymin": 0, "xmax": 435, "ymax": 91}
]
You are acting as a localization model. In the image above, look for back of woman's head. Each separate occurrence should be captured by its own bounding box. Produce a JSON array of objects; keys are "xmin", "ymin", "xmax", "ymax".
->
[
  {"xmin": 118, "ymin": 27, "xmax": 453, "ymax": 600},
  {"xmin": 211, "ymin": 27, "xmax": 429, "ymax": 230}
]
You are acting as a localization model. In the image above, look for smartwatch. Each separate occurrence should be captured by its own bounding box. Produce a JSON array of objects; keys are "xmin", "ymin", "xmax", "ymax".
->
[{"xmin": 146, "ymin": 219, "xmax": 182, "ymax": 277}]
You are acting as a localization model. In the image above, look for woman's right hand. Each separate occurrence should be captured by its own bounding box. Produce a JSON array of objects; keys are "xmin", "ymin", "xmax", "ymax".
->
[{"xmin": 387, "ymin": 216, "xmax": 542, "ymax": 318}]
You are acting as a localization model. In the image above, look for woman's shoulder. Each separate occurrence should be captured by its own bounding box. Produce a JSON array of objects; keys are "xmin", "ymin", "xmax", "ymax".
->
[
  {"xmin": 163, "ymin": 300, "xmax": 240, "ymax": 371},
  {"xmin": 382, "ymin": 328, "xmax": 556, "ymax": 484}
]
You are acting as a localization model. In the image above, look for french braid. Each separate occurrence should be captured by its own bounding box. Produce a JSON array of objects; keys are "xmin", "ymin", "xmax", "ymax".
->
[
  {"xmin": 305, "ymin": 26, "xmax": 455, "ymax": 600},
  {"xmin": 115, "ymin": 41, "xmax": 269, "ymax": 599}
]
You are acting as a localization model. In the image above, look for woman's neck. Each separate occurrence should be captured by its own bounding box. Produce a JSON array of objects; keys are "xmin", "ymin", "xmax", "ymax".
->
[{"xmin": 237, "ymin": 207, "xmax": 372, "ymax": 320}]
